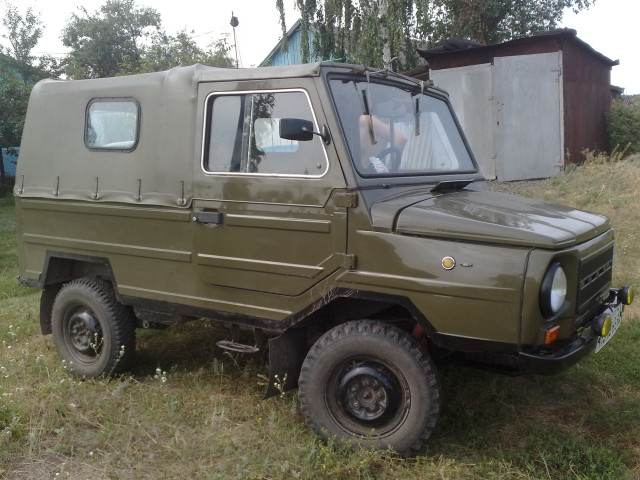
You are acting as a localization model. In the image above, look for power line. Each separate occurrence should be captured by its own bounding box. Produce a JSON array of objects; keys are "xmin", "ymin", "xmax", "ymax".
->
[{"xmin": 192, "ymin": 29, "xmax": 223, "ymax": 39}]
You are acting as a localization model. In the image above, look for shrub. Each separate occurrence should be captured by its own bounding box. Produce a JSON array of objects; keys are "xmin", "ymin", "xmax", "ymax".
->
[{"xmin": 607, "ymin": 97, "xmax": 640, "ymax": 155}]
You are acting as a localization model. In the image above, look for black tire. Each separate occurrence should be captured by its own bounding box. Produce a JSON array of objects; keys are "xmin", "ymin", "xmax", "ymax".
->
[
  {"xmin": 298, "ymin": 320, "xmax": 440, "ymax": 456},
  {"xmin": 51, "ymin": 278, "xmax": 136, "ymax": 377}
]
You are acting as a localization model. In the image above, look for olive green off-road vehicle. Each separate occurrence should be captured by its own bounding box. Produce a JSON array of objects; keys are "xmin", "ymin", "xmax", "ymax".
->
[{"xmin": 15, "ymin": 63, "xmax": 633, "ymax": 455}]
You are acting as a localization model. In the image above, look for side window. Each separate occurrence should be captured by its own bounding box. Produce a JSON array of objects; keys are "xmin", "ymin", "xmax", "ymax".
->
[
  {"xmin": 85, "ymin": 99, "xmax": 139, "ymax": 151},
  {"xmin": 203, "ymin": 90, "xmax": 327, "ymax": 176}
]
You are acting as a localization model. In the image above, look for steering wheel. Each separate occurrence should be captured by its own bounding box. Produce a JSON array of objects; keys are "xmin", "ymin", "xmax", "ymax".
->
[{"xmin": 375, "ymin": 145, "xmax": 403, "ymax": 171}]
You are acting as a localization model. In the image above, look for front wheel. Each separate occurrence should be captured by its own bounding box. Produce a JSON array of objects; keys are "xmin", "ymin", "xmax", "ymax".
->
[
  {"xmin": 51, "ymin": 278, "xmax": 135, "ymax": 377},
  {"xmin": 298, "ymin": 320, "xmax": 441, "ymax": 456}
]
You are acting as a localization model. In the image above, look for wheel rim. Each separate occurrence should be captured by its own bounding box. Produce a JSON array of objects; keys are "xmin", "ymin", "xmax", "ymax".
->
[
  {"xmin": 64, "ymin": 305, "xmax": 103, "ymax": 361},
  {"xmin": 328, "ymin": 357, "xmax": 409, "ymax": 437},
  {"xmin": 339, "ymin": 363, "xmax": 399, "ymax": 422}
]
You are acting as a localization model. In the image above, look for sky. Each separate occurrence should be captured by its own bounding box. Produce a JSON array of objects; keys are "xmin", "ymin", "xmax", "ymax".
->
[
  {"xmin": 3, "ymin": 0, "xmax": 639, "ymax": 94},
  {"xmin": 559, "ymin": 0, "xmax": 639, "ymax": 94},
  {"xmin": 12, "ymin": 0, "xmax": 298, "ymax": 68}
]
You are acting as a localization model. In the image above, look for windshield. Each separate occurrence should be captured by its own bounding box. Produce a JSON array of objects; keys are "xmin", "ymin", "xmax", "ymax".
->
[{"xmin": 329, "ymin": 76, "xmax": 476, "ymax": 177}]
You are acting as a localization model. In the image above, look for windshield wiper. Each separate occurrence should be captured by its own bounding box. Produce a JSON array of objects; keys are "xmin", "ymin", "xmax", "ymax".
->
[{"xmin": 361, "ymin": 70, "xmax": 377, "ymax": 145}]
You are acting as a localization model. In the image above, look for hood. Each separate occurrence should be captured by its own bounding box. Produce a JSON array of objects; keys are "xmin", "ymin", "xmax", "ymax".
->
[{"xmin": 371, "ymin": 189, "xmax": 610, "ymax": 249}]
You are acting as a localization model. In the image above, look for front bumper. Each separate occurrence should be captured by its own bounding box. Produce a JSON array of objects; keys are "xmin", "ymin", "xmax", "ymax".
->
[{"xmin": 517, "ymin": 287, "xmax": 631, "ymax": 375}]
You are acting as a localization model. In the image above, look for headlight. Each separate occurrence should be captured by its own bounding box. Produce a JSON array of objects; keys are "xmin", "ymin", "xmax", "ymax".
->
[{"xmin": 540, "ymin": 262, "xmax": 567, "ymax": 318}]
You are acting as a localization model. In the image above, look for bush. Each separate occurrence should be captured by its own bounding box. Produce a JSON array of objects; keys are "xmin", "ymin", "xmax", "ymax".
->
[{"xmin": 607, "ymin": 97, "xmax": 640, "ymax": 155}]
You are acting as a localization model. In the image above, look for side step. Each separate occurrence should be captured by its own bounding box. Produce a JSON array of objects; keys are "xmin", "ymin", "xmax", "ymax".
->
[{"xmin": 216, "ymin": 340, "xmax": 260, "ymax": 354}]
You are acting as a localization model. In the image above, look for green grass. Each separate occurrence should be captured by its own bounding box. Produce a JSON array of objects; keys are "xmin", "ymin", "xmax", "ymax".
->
[
  {"xmin": 0, "ymin": 197, "xmax": 29, "ymax": 299},
  {"xmin": 2, "ymin": 157, "xmax": 640, "ymax": 479}
]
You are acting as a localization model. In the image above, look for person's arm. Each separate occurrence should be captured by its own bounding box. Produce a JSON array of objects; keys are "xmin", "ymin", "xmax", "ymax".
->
[{"xmin": 359, "ymin": 115, "xmax": 407, "ymax": 151}]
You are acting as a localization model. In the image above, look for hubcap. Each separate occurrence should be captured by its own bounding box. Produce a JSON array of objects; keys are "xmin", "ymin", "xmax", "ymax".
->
[
  {"xmin": 67, "ymin": 308, "xmax": 102, "ymax": 355},
  {"xmin": 339, "ymin": 363, "xmax": 399, "ymax": 422}
]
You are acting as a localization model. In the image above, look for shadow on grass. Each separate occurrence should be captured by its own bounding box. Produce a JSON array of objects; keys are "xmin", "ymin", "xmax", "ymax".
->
[
  {"xmin": 126, "ymin": 319, "xmax": 640, "ymax": 478},
  {"xmin": 132, "ymin": 320, "xmax": 269, "ymax": 383}
]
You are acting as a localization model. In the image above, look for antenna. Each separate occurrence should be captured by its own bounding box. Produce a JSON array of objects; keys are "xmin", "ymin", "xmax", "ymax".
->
[{"xmin": 230, "ymin": 12, "xmax": 239, "ymax": 68}]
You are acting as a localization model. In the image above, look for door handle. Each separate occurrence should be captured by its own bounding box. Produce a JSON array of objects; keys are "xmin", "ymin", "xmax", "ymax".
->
[{"xmin": 192, "ymin": 211, "xmax": 223, "ymax": 225}]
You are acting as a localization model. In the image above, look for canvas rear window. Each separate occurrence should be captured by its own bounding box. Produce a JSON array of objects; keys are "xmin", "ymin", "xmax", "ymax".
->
[{"xmin": 85, "ymin": 98, "xmax": 140, "ymax": 151}]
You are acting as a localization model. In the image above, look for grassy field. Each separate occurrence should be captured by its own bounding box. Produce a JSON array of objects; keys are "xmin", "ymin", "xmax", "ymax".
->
[{"xmin": 2, "ymin": 155, "xmax": 640, "ymax": 479}]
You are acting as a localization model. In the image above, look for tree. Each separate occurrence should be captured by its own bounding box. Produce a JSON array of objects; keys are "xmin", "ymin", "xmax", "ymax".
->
[
  {"xmin": 140, "ymin": 31, "xmax": 234, "ymax": 72},
  {"xmin": 426, "ymin": 0, "xmax": 595, "ymax": 45},
  {"xmin": 0, "ymin": 4, "xmax": 51, "ymax": 195},
  {"xmin": 1, "ymin": 4, "xmax": 42, "ymax": 79},
  {"xmin": 276, "ymin": 0, "xmax": 594, "ymax": 70},
  {"xmin": 0, "ymin": 60, "xmax": 32, "ymax": 191},
  {"xmin": 62, "ymin": 0, "xmax": 161, "ymax": 78},
  {"xmin": 62, "ymin": 0, "xmax": 234, "ymax": 78},
  {"xmin": 206, "ymin": 36, "xmax": 235, "ymax": 68}
]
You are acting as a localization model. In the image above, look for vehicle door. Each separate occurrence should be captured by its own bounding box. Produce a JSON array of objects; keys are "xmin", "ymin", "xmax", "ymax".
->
[{"xmin": 192, "ymin": 79, "xmax": 350, "ymax": 299}]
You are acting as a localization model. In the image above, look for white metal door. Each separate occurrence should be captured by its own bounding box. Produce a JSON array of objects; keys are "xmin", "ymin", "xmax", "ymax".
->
[
  {"xmin": 493, "ymin": 52, "xmax": 564, "ymax": 181},
  {"xmin": 432, "ymin": 64, "xmax": 496, "ymax": 179}
]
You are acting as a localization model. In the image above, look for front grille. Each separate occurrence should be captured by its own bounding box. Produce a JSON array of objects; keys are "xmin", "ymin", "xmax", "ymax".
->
[{"xmin": 577, "ymin": 246, "xmax": 613, "ymax": 312}]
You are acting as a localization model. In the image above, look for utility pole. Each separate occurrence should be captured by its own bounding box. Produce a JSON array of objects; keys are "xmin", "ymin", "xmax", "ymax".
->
[{"xmin": 230, "ymin": 12, "xmax": 239, "ymax": 68}]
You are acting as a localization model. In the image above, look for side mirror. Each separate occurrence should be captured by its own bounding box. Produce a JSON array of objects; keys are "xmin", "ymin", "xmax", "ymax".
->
[
  {"xmin": 279, "ymin": 118, "xmax": 331, "ymax": 145},
  {"xmin": 280, "ymin": 118, "xmax": 314, "ymax": 141}
]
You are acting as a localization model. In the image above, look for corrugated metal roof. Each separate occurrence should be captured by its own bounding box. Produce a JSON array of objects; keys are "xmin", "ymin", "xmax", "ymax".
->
[{"xmin": 418, "ymin": 29, "xmax": 618, "ymax": 68}]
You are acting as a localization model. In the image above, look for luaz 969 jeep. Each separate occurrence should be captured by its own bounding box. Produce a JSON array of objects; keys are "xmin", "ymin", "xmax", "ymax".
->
[{"xmin": 15, "ymin": 62, "xmax": 633, "ymax": 455}]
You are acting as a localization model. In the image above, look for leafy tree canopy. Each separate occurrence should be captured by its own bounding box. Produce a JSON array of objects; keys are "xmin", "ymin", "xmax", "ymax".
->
[
  {"xmin": 62, "ymin": 0, "xmax": 162, "ymax": 78},
  {"xmin": 1, "ymin": 4, "xmax": 44, "ymax": 79},
  {"xmin": 276, "ymin": 0, "xmax": 595, "ymax": 70},
  {"xmin": 0, "ymin": 2, "xmax": 60, "ymax": 149},
  {"xmin": 62, "ymin": 0, "xmax": 235, "ymax": 79},
  {"xmin": 0, "ymin": 57, "xmax": 33, "ymax": 151},
  {"xmin": 140, "ymin": 31, "xmax": 234, "ymax": 73},
  {"xmin": 0, "ymin": 4, "xmax": 58, "ymax": 193}
]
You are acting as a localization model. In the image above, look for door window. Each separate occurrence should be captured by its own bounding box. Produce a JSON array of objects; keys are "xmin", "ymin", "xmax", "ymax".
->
[{"xmin": 203, "ymin": 90, "xmax": 327, "ymax": 176}]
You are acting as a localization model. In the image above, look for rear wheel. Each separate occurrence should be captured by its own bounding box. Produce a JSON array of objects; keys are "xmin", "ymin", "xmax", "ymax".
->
[
  {"xmin": 298, "ymin": 320, "xmax": 440, "ymax": 455},
  {"xmin": 51, "ymin": 278, "xmax": 135, "ymax": 377}
]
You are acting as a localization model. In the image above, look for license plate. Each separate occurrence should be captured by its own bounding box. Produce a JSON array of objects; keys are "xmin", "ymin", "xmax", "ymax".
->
[{"xmin": 595, "ymin": 302, "xmax": 623, "ymax": 353}]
